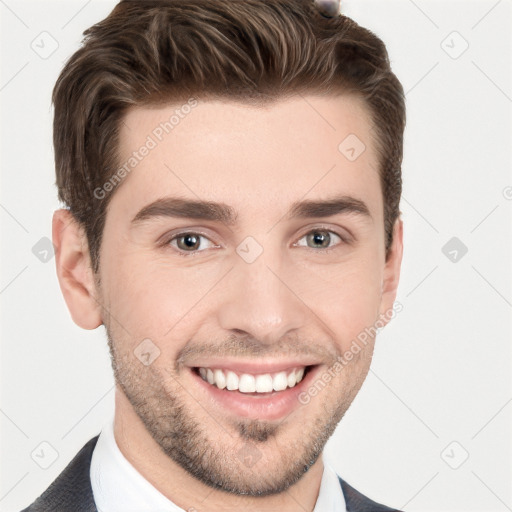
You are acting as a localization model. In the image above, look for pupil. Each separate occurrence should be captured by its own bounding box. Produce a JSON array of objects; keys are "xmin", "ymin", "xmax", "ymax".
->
[
  {"xmin": 180, "ymin": 234, "xmax": 199, "ymax": 250},
  {"xmin": 309, "ymin": 231, "xmax": 329, "ymax": 248}
]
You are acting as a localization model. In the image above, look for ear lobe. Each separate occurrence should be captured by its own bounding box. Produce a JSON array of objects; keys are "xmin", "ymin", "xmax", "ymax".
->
[
  {"xmin": 52, "ymin": 209, "xmax": 103, "ymax": 330},
  {"xmin": 379, "ymin": 218, "xmax": 403, "ymax": 321}
]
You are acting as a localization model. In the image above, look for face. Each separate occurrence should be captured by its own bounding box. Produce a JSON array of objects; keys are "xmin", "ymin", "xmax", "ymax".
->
[{"xmin": 57, "ymin": 94, "xmax": 402, "ymax": 497}]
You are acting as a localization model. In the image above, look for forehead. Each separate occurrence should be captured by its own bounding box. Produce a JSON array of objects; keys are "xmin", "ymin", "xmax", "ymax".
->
[{"xmin": 113, "ymin": 94, "xmax": 382, "ymax": 221}]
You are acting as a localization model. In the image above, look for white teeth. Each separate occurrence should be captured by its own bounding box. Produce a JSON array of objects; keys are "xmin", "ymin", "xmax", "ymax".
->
[
  {"xmin": 198, "ymin": 366, "xmax": 307, "ymax": 393},
  {"xmin": 272, "ymin": 371, "xmax": 288, "ymax": 391},
  {"xmin": 255, "ymin": 374, "xmax": 274, "ymax": 393},
  {"xmin": 213, "ymin": 369, "xmax": 226, "ymax": 390},
  {"xmin": 238, "ymin": 374, "xmax": 256, "ymax": 393},
  {"xmin": 226, "ymin": 370, "xmax": 239, "ymax": 391}
]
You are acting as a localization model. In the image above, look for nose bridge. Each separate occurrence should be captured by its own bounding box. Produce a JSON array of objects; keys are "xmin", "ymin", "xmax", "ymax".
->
[{"xmin": 217, "ymin": 243, "xmax": 305, "ymax": 344}]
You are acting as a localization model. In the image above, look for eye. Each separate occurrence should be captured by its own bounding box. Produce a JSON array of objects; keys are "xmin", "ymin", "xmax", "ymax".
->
[
  {"xmin": 168, "ymin": 232, "xmax": 218, "ymax": 253},
  {"xmin": 295, "ymin": 229, "xmax": 344, "ymax": 251},
  {"xmin": 165, "ymin": 228, "xmax": 348, "ymax": 255}
]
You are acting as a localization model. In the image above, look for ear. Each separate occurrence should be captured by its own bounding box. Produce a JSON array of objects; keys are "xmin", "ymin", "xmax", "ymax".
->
[
  {"xmin": 52, "ymin": 209, "xmax": 103, "ymax": 330},
  {"xmin": 378, "ymin": 218, "xmax": 403, "ymax": 323}
]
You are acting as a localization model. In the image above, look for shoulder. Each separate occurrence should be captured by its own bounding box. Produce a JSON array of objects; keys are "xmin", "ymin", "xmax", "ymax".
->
[
  {"xmin": 21, "ymin": 436, "xmax": 99, "ymax": 512},
  {"xmin": 339, "ymin": 476, "xmax": 403, "ymax": 512}
]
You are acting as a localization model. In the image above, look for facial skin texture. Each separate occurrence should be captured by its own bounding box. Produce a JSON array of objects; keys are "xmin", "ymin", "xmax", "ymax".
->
[{"xmin": 53, "ymin": 94, "xmax": 403, "ymax": 512}]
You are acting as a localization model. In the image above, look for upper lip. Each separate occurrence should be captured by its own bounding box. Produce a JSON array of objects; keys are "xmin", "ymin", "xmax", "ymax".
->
[{"xmin": 189, "ymin": 358, "xmax": 321, "ymax": 375}]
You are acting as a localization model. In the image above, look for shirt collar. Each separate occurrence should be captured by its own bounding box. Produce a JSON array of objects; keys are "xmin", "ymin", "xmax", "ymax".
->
[{"xmin": 90, "ymin": 414, "xmax": 346, "ymax": 512}]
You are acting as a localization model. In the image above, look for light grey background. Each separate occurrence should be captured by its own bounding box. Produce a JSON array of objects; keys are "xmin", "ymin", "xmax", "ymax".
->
[{"xmin": 1, "ymin": 1, "xmax": 511, "ymax": 511}]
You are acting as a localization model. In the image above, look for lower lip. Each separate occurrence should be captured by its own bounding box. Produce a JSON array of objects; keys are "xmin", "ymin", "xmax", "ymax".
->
[{"xmin": 189, "ymin": 365, "xmax": 320, "ymax": 421}]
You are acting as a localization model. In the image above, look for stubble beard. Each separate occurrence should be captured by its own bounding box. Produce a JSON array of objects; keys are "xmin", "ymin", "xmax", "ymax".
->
[{"xmin": 106, "ymin": 328, "xmax": 367, "ymax": 496}]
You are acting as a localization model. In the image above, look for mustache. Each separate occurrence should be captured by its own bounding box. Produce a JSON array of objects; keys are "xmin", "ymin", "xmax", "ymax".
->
[{"xmin": 175, "ymin": 333, "xmax": 339, "ymax": 367}]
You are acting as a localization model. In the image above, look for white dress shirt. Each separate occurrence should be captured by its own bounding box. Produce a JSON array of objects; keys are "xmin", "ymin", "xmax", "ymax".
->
[{"xmin": 90, "ymin": 414, "xmax": 347, "ymax": 512}]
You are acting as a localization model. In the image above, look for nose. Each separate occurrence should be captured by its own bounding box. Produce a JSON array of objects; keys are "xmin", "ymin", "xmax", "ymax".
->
[{"xmin": 216, "ymin": 247, "xmax": 307, "ymax": 346}]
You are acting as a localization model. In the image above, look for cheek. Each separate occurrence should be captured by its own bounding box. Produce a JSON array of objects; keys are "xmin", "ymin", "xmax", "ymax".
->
[
  {"xmin": 101, "ymin": 249, "xmax": 228, "ymax": 340},
  {"xmin": 293, "ymin": 254, "xmax": 383, "ymax": 351}
]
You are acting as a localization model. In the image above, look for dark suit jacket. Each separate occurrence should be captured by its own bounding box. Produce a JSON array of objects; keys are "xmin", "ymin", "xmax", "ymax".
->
[{"xmin": 22, "ymin": 436, "xmax": 402, "ymax": 511}]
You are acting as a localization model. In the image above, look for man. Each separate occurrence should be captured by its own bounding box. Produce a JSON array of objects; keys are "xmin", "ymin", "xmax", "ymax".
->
[{"xmin": 23, "ymin": 0, "xmax": 405, "ymax": 510}]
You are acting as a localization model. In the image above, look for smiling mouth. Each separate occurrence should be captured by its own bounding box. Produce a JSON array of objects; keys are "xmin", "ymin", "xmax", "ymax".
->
[{"xmin": 193, "ymin": 365, "xmax": 315, "ymax": 394}]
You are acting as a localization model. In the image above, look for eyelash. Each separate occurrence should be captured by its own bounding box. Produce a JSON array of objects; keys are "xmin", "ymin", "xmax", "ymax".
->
[{"xmin": 163, "ymin": 228, "xmax": 351, "ymax": 256}]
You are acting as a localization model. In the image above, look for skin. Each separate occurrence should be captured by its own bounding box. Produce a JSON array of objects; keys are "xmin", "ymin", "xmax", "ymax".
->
[{"xmin": 53, "ymin": 94, "xmax": 403, "ymax": 512}]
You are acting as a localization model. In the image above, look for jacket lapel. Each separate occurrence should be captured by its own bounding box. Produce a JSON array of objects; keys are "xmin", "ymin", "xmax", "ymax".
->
[
  {"xmin": 21, "ymin": 436, "xmax": 99, "ymax": 512},
  {"xmin": 338, "ymin": 476, "xmax": 402, "ymax": 511}
]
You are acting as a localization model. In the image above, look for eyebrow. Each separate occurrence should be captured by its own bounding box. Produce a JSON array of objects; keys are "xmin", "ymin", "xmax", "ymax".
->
[{"xmin": 131, "ymin": 194, "xmax": 371, "ymax": 225}]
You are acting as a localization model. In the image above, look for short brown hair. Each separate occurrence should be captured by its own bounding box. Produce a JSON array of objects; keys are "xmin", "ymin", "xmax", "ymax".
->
[{"xmin": 53, "ymin": 0, "xmax": 405, "ymax": 271}]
